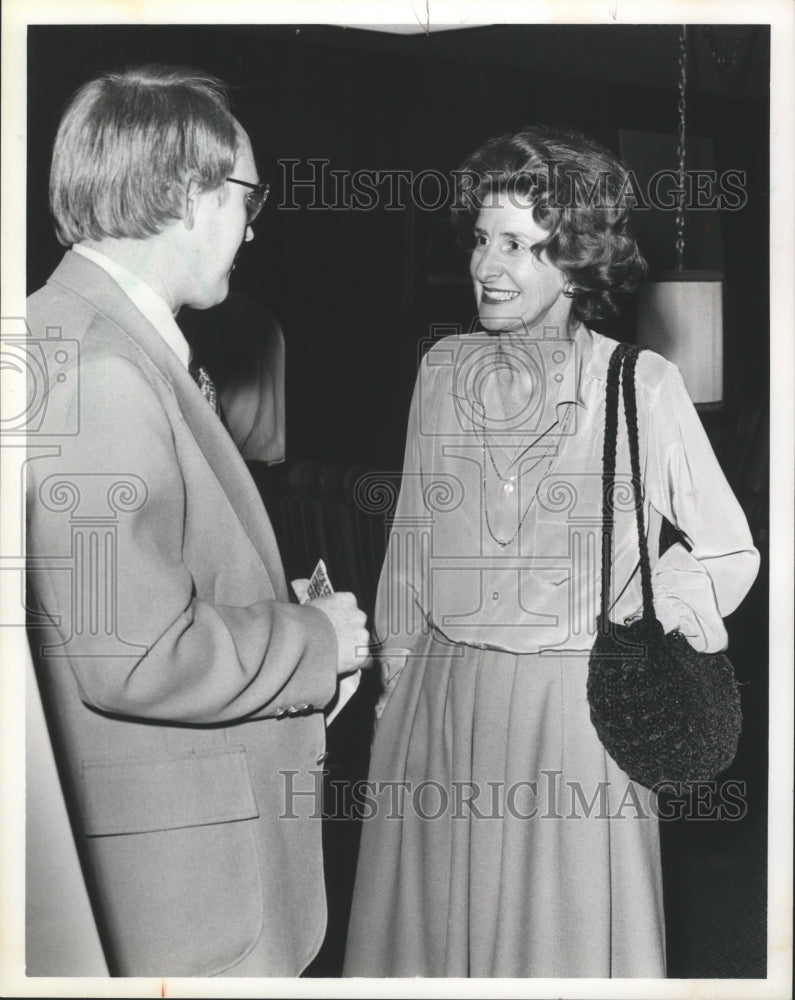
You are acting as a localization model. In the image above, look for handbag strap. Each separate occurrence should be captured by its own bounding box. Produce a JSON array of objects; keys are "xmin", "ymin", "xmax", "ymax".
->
[
  {"xmin": 598, "ymin": 342, "xmax": 631, "ymax": 628},
  {"xmin": 620, "ymin": 346, "xmax": 656, "ymax": 625},
  {"xmin": 598, "ymin": 342, "xmax": 654, "ymax": 628}
]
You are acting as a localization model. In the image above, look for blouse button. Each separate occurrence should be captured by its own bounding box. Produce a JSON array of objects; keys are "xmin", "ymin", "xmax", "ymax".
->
[{"xmin": 492, "ymin": 591, "xmax": 499, "ymax": 601}]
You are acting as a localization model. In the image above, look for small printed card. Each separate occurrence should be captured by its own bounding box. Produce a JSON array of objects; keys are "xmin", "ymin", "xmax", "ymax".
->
[
  {"xmin": 293, "ymin": 559, "xmax": 361, "ymax": 725},
  {"xmin": 305, "ymin": 558, "xmax": 334, "ymax": 601}
]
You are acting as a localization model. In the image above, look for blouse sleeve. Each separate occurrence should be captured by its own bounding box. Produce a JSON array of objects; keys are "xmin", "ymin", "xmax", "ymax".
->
[
  {"xmin": 641, "ymin": 358, "xmax": 760, "ymax": 651},
  {"xmin": 372, "ymin": 363, "xmax": 433, "ymax": 717}
]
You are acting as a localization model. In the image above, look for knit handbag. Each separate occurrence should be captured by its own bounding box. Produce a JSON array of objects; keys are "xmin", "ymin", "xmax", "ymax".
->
[{"xmin": 586, "ymin": 342, "xmax": 742, "ymax": 789}]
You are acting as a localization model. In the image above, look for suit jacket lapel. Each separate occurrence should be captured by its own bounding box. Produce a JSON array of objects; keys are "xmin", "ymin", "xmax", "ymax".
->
[{"xmin": 49, "ymin": 251, "xmax": 289, "ymax": 600}]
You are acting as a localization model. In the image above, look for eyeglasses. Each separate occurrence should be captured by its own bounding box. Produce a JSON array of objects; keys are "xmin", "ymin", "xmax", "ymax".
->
[{"xmin": 227, "ymin": 177, "xmax": 270, "ymax": 225}]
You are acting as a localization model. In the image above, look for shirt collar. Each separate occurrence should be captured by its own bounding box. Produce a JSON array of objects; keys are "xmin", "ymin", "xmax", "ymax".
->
[{"xmin": 73, "ymin": 243, "xmax": 191, "ymax": 370}]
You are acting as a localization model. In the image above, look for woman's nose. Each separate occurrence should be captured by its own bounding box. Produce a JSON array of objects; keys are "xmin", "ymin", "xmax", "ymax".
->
[{"xmin": 473, "ymin": 244, "xmax": 502, "ymax": 282}]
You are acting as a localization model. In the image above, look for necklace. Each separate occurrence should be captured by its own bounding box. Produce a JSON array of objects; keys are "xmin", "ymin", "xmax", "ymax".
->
[
  {"xmin": 482, "ymin": 431, "xmax": 549, "ymax": 494},
  {"xmin": 483, "ymin": 437, "xmax": 518, "ymax": 493},
  {"xmin": 481, "ymin": 403, "xmax": 574, "ymax": 547},
  {"xmin": 476, "ymin": 345, "xmax": 570, "ymax": 492}
]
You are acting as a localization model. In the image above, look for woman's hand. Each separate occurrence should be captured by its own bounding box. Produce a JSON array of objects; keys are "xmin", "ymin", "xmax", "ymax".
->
[{"xmin": 649, "ymin": 542, "xmax": 729, "ymax": 653}]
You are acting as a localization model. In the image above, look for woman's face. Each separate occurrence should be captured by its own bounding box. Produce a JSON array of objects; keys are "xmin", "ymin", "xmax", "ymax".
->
[{"xmin": 469, "ymin": 194, "xmax": 571, "ymax": 336}]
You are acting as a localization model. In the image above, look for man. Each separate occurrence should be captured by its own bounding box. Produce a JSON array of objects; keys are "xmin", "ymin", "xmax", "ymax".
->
[{"xmin": 25, "ymin": 65, "xmax": 369, "ymax": 976}]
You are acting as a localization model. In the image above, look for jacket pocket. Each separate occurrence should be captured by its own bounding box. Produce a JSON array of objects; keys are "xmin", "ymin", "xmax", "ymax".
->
[
  {"xmin": 81, "ymin": 745, "xmax": 258, "ymax": 836},
  {"xmin": 80, "ymin": 746, "xmax": 265, "ymax": 975}
]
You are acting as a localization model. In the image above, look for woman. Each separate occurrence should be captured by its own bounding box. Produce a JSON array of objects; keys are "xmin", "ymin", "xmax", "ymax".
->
[{"xmin": 344, "ymin": 127, "xmax": 759, "ymax": 978}]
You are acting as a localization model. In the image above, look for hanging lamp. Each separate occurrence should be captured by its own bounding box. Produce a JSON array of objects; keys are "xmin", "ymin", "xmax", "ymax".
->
[{"xmin": 636, "ymin": 25, "xmax": 724, "ymax": 408}]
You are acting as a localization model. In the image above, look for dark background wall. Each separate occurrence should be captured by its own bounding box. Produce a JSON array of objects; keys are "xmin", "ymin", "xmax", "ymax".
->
[
  {"xmin": 26, "ymin": 22, "xmax": 771, "ymax": 979},
  {"xmin": 27, "ymin": 23, "xmax": 769, "ymax": 472}
]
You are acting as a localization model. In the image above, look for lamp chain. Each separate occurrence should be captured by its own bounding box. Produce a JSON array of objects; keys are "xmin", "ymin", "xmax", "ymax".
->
[{"xmin": 675, "ymin": 24, "xmax": 687, "ymax": 272}]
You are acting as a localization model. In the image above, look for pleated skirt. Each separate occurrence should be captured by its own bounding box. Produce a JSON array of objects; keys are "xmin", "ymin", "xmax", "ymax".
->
[{"xmin": 343, "ymin": 629, "xmax": 666, "ymax": 978}]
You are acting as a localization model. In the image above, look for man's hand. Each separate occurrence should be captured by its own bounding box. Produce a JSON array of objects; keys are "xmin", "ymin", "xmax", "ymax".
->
[{"xmin": 311, "ymin": 592, "xmax": 371, "ymax": 676}]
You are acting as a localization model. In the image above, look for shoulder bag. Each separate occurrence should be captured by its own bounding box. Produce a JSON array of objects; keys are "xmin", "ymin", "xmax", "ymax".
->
[{"xmin": 586, "ymin": 342, "xmax": 742, "ymax": 789}]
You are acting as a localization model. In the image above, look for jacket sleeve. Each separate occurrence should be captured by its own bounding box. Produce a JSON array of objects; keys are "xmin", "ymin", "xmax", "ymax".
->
[
  {"xmin": 27, "ymin": 352, "xmax": 338, "ymax": 724},
  {"xmin": 640, "ymin": 358, "xmax": 760, "ymax": 651}
]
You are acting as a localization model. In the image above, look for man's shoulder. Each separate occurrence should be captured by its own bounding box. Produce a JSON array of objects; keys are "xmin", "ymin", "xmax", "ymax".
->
[
  {"xmin": 27, "ymin": 255, "xmax": 139, "ymax": 361},
  {"xmin": 27, "ymin": 269, "xmax": 97, "ymax": 342},
  {"xmin": 26, "ymin": 258, "xmax": 165, "ymax": 425}
]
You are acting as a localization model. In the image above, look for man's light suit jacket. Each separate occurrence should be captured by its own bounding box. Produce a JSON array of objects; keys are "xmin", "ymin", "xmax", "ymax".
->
[{"xmin": 26, "ymin": 250, "xmax": 338, "ymax": 976}]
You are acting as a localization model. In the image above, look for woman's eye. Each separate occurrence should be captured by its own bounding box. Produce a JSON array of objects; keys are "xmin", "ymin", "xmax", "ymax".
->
[
  {"xmin": 473, "ymin": 233, "xmax": 488, "ymax": 248},
  {"xmin": 506, "ymin": 239, "xmax": 527, "ymax": 254}
]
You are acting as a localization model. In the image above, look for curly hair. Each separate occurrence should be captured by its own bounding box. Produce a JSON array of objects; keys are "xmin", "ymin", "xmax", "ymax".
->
[{"xmin": 452, "ymin": 126, "xmax": 648, "ymax": 324}]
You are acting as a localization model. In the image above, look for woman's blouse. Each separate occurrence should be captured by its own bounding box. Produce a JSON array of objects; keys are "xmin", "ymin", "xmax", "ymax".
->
[{"xmin": 374, "ymin": 326, "xmax": 759, "ymax": 691}]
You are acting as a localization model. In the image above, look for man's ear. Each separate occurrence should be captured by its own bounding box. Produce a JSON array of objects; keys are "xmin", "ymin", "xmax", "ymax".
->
[{"xmin": 182, "ymin": 180, "xmax": 199, "ymax": 231}]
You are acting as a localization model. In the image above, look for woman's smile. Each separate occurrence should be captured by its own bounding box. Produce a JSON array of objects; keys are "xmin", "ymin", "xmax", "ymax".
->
[{"xmin": 480, "ymin": 287, "xmax": 520, "ymax": 302}]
